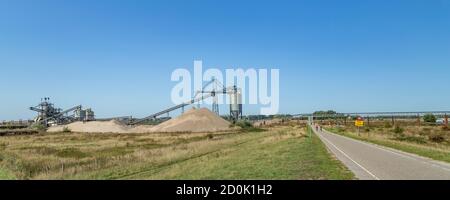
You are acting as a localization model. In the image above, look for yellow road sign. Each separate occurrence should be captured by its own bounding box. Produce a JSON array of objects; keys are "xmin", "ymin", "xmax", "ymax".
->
[{"xmin": 355, "ymin": 120, "xmax": 364, "ymax": 127}]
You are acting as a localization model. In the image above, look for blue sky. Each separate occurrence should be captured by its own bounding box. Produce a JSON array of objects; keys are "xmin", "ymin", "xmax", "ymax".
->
[{"xmin": 1, "ymin": 0, "xmax": 450, "ymax": 120}]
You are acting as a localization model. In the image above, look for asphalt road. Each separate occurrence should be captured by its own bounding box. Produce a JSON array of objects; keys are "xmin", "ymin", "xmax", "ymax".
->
[{"xmin": 313, "ymin": 125, "xmax": 450, "ymax": 180}]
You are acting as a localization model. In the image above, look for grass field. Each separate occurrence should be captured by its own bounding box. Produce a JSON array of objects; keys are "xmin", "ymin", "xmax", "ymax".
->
[
  {"xmin": 326, "ymin": 123, "xmax": 450, "ymax": 163},
  {"xmin": 0, "ymin": 167, "xmax": 15, "ymax": 180},
  {"xmin": 0, "ymin": 125, "xmax": 354, "ymax": 180}
]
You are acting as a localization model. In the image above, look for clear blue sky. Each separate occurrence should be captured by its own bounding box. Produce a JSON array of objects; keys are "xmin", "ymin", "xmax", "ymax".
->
[{"xmin": 1, "ymin": 0, "xmax": 450, "ymax": 120}]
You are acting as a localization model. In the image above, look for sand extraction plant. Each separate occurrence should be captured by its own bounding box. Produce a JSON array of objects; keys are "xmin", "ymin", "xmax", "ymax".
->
[
  {"xmin": 1, "ymin": 78, "xmax": 243, "ymax": 134},
  {"xmin": 47, "ymin": 108, "xmax": 235, "ymax": 133},
  {"xmin": 29, "ymin": 97, "xmax": 95, "ymax": 127}
]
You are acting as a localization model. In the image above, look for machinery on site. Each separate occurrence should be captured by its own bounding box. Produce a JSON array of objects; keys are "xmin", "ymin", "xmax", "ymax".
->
[
  {"xmin": 29, "ymin": 97, "xmax": 95, "ymax": 126},
  {"xmin": 28, "ymin": 79, "xmax": 242, "ymax": 127},
  {"xmin": 193, "ymin": 78, "xmax": 242, "ymax": 121},
  {"xmin": 74, "ymin": 108, "xmax": 95, "ymax": 122},
  {"xmin": 131, "ymin": 78, "xmax": 242, "ymax": 125}
]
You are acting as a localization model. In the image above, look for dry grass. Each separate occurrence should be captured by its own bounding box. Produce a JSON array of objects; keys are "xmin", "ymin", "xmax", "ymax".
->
[
  {"xmin": 328, "ymin": 121, "xmax": 450, "ymax": 148},
  {"xmin": 0, "ymin": 130, "xmax": 241, "ymax": 179},
  {"xmin": 0, "ymin": 123, "xmax": 354, "ymax": 180}
]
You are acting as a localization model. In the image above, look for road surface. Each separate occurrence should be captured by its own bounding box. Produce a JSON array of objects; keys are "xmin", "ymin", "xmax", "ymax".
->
[{"xmin": 312, "ymin": 124, "xmax": 450, "ymax": 180}]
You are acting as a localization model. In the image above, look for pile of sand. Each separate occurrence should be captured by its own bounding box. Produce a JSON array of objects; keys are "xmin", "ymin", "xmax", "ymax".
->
[
  {"xmin": 47, "ymin": 108, "xmax": 232, "ymax": 133},
  {"xmin": 128, "ymin": 125, "xmax": 155, "ymax": 133},
  {"xmin": 47, "ymin": 120, "xmax": 130, "ymax": 133},
  {"xmin": 145, "ymin": 108, "xmax": 232, "ymax": 133}
]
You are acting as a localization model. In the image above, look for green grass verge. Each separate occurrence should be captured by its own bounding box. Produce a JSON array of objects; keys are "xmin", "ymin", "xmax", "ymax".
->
[
  {"xmin": 81, "ymin": 130, "xmax": 354, "ymax": 180},
  {"xmin": 0, "ymin": 167, "xmax": 16, "ymax": 180},
  {"xmin": 327, "ymin": 128, "xmax": 450, "ymax": 163}
]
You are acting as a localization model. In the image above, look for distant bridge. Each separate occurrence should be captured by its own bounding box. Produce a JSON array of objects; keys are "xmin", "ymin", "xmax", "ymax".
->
[{"xmin": 293, "ymin": 111, "xmax": 450, "ymax": 118}]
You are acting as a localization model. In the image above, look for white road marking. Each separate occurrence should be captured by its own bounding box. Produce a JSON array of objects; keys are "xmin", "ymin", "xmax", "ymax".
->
[
  {"xmin": 316, "ymin": 131, "xmax": 381, "ymax": 180},
  {"xmin": 322, "ymin": 130, "xmax": 450, "ymax": 173}
]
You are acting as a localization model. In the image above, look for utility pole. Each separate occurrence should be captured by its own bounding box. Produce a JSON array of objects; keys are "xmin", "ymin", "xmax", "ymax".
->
[
  {"xmin": 308, "ymin": 116, "xmax": 313, "ymax": 139},
  {"xmin": 445, "ymin": 114, "xmax": 448, "ymax": 128},
  {"xmin": 417, "ymin": 114, "xmax": 421, "ymax": 127}
]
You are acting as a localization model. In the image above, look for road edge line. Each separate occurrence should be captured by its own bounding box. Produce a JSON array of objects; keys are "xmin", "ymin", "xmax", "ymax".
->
[
  {"xmin": 315, "ymin": 130, "xmax": 380, "ymax": 180},
  {"xmin": 323, "ymin": 129, "xmax": 450, "ymax": 173}
]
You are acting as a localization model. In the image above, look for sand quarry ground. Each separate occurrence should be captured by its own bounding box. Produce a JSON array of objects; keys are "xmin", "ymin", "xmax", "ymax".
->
[{"xmin": 47, "ymin": 108, "xmax": 234, "ymax": 133}]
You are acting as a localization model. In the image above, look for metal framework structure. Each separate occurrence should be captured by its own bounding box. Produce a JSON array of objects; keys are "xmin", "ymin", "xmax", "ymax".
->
[
  {"xmin": 131, "ymin": 79, "xmax": 242, "ymax": 125},
  {"xmin": 194, "ymin": 78, "xmax": 223, "ymax": 115},
  {"xmin": 29, "ymin": 98, "xmax": 91, "ymax": 126},
  {"xmin": 293, "ymin": 111, "xmax": 450, "ymax": 118},
  {"xmin": 293, "ymin": 111, "xmax": 449, "ymax": 127}
]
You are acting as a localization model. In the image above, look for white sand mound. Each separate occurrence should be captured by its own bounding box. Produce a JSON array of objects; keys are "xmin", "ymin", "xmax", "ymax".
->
[{"xmin": 47, "ymin": 120, "xmax": 130, "ymax": 133}]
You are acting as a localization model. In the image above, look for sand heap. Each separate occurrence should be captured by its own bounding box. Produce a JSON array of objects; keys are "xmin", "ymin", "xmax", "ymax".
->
[
  {"xmin": 146, "ymin": 108, "xmax": 232, "ymax": 133},
  {"xmin": 47, "ymin": 108, "xmax": 232, "ymax": 133},
  {"xmin": 47, "ymin": 120, "xmax": 130, "ymax": 133}
]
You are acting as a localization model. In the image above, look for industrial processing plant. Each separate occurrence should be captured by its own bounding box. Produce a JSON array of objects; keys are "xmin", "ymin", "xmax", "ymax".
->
[
  {"xmin": 0, "ymin": 78, "xmax": 243, "ymax": 135},
  {"xmin": 29, "ymin": 97, "xmax": 94, "ymax": 126}
]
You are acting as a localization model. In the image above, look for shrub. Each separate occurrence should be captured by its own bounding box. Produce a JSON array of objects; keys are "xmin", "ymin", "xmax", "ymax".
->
[
  {"xmin": 235, "ymin": 121, "xmax": 253, "ymax": 129},
  {"xmin": 31, "ymin": 123, "xmax": 46, "ymax": 131},
  {"xmin": 235, "ymin": 120, "xmax": 265, "ymax": 132},
  {"xmin": 429, "ymin": 133, "xmax": 445, "ymax": 143},
  {"xmin": 393, "ymin": 125, "xmax": 404, "ymax": 134},
  {"xmin": 336, "ymin": 127, "xmax": 345, "ymax": 133},
  {"xmin": 423, "ymin": 114, "xmax": 437, "ymax": 123}
]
